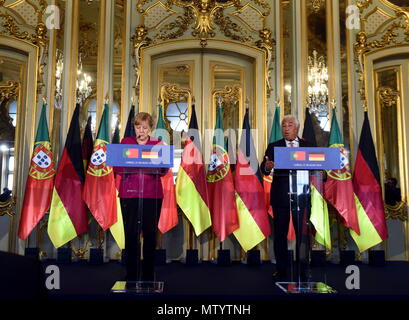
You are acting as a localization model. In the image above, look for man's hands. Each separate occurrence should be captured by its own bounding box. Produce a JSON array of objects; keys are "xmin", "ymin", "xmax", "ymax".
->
[{"xmin": 264, "ymin": 156, "xmax": 274, "ymax": 171}]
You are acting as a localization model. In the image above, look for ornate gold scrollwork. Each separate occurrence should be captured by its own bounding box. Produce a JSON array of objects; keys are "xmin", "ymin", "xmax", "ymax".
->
[
  {"xmin": 131, "ymin": 25, "xmax": 151, "ymax": 93},
  {"xmin": 71, "ymin": 239, "xmax": 93, "ymax": 260},
  {"xmin": 385, "ymin": 201, "xmax": 408, "ymax": 221},
  {"xmin": 256, "ymin": 28, "xmax": 275, "ymax": 95},
  {"xmin": 154, "ymin": 7, "xmax": 195, "ymax": 42},
  {"xmin": 160, "ymin": 82, "xmax": 191, "ymax": 137},
  {"xmin": 0, "ymin": 196, "xmax": 15, "ymax": 217},
  {"xmin": 357, "ymin": 0, "xmax": 373, "ymax": 12},
  {"xmin": 353, "ymin": 5, "xmax": 409, "ymax": 110},
  {"xmin": 378, "ymin": 86, "xmax": 400, "ymax": 107},
  {"xmin": 0, "ymin": 80, "xmax": 19, "ymax": 100},
  {"xmin": 0, "ymin": 1, "xmax": 49, "ymax": 97},
  {"xmin": 212, "ymin": 85, "xmax": 241, "ymax": 107},
  {"xmin": 155, "ymin": 0, "xmax": 243, "ymax": 47},
  {"xmin": 310, "ymin": 0, "xmax": 324, "ymax": 13}
]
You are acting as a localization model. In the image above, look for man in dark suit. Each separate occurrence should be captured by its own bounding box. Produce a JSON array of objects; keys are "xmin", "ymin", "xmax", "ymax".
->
[{"xmin": 261, "ymin": 115, "xmax": 314, "ymax": 281}]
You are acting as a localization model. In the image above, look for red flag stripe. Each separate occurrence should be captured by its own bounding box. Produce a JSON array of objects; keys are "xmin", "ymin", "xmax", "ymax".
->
[
  {"xmin": 235, "ymin": 149, "xmax": 271, "ymax": 237},
  {"xmin": 181, "ymin": 138, "xmax": 210, "ymax": 206},
  {"xmin": 353, "ymin": 149, "xmax": 388, "ymax": 240}
]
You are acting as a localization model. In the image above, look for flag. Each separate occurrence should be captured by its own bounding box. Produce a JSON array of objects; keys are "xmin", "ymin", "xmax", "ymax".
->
[
  {"xmin": 18, "ymin": 103, "xmax": 55, "ymax": 240},
  {"xmin": 82, "ymin": 116, "xmax": 93, "ymax": 171},
  {"xmin": 124, "ymin": 105, "xmax": 135, "ymax": 138},
  {"xmin": 48, "ymin": 104, "xmax": 88, "ymax": 247},
  {"xmin": 350, "ymin": 112, "xmax": 388, "ymax": 252},
  {"xmin": 233, "ymin": 109, "xmax": 271, "ymax": 251},
  {"xmin": 324, "ymin": 108, "xmax": 360, "ymax": 234},
  {"xmin": 176, "ymin": 105, "xmax": 211, "ymax": 236},
  {"xmin": 206, "ymin": 106, "xmax": 239, "ymax": 241},
  {"xmin": 302, "ymin": 108, "xmax": 331, "ymax": 249},
  {"xmin": 263, "ymin": 105, "xmax": 282, "ymax": 217},
  {"xmin": 154, "ymin": 105, "xmax": 178, "ymax": 233},
  {"xmin": 83, "ymin": 104, "xmax": 119, "ymax": 230}
]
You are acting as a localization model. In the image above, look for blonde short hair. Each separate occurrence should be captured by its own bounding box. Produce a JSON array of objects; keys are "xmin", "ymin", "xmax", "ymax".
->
[{"xmin": 134, "ymin": 112, "xmax": 154, "ymax": 128}]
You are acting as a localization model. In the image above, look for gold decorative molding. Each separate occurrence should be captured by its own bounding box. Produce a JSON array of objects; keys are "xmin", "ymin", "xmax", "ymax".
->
[
  {"xmin": 385, "ymin": 201, "xmax": 408, "ymax": 221},
  {"xmin": 212, "ymin": 85, "xmax": 242, "ymax": 107},
  {"xmin": 154, "ymin": 7, "xmax": 195, "ymax": 42},
  {"xmin": 256, "ymin": 28, "xmax": 275, "ymax": 94},
  {"xmin": 159, "ymin": 82, "xmax": 191, "ymax": 136},
  {"xmin": 310, "ymin": 0, "xmax": 324, "ymax": 13},
  {"xmin": 378, "ymin": 86, "xmax": 400, "ymax": 107},
  {"xmin": 131, "ymin": 25, "xmax": 151, "ymax": 94},
  {"xmin": 0, "ymin": 195, "xmax": 15, "ymax": 217},
  {"xmin": 356, "ymin": 0, "xmax": 373, "ymax": 13},
  {"xmin": 0, "ymin": 2, "xmax": 49, "ymax": 96},
  {"xmin": 0, "ymin": 80, "xmax": 19, "ymax": 100}
]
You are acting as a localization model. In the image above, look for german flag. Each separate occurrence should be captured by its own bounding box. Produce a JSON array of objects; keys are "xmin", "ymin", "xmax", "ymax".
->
[
  {"xmin": 141, "ymin": 150, "xmax": 159, "ymax": 159},
  {"xmin": 176, "ymin": 105, "xmax": 211, "ymax": 235},
  {"xmin": 48, "ymin": 104, "xmax": 88, "ymax": 248},
  {"xmin": 350, "ymin": 112, "xmax": 388, "ymax": 251},
  {"xmin": 308, "ymin": 152, "xmax": 325, "ymax": 161},
  {"xmin": 233, "ymin": 109, "xmax": 271, "ymax": 251}
]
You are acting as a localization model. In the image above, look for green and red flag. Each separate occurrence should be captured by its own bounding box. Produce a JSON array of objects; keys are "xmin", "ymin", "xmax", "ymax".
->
[
  {"xmin": 324, "ymin": 108, "xmax": 360, "ymax": 234},
  {"xmin": 176, "ymin": 105, "xmax": 211, "ymax": 236},
  {"xmin": 302, "ymin": 107, "xmax": 331, "ymax": 249},
  {"xmin": 206, "ymin": 106, "xmax": 239, "ymax": 241},
  {"xmin": 18, "ymin": 103, "xmax": 55, "ymax": 240},
  {"xmin": 83, "ymin": 104, "xmax": 124, "ymax": 248},
  {"xmin": 350, "ymin": 112, "xmax": 388, "ymax": 252},
  {"xmin": 233, "ymin": 109, "xmax": 271, "ymax": 251},
  {"xmin": 48, "ymin": 104, "xmax": 88, "ymax": 247},
  {"xmin": 154, "ymin": 105, "xmax": 178, "ymax": 234}
]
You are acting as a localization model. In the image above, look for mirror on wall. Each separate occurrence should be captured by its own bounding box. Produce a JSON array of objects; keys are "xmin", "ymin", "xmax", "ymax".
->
[{"xmin": 376, "ymin": 68, "xmax": 402, "ymax": 206}]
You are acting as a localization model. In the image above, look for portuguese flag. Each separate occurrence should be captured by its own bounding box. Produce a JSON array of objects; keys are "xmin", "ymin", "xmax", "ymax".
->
[
  {"xmin": 154, "ymin": 105, "xmax": 178, "ymax": 234},
  {"xmin": 350, "ymin": 112, "xmax": 388, "ymax": 252},
  {"xmin": 176, "ymin": 105, "xmax": 211, "ymax": 236},
  {"xmin": 18, "ymin": 103, "xmax": 55, "ymax": 240},
  {"xmin": 83, "ymin": 104, "xmax": 119, "ymax": 230},
  {"xmin": 206, "ymin": 106, "xmax": 239, "ymax": 241},
  {"xmin": 324, "ymin": 108, "xmax": 360, "ymax": 234},
  {"xmin": 48, "ymin": 104, "xmax": 88, "ymax": 248},
  {"xmin": 233, "ymin": 109, "xmax": 271, "ymax": 251}
]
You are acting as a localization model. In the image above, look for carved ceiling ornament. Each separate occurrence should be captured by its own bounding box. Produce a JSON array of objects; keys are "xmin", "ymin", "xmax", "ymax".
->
[
  {"xmin": 0, "ymin": 1, "xmax": 49, "ymax": 98},
  {"xmin": 353, "ymin": 3, "xmax": 409, "ymax": 111},
  {"xmin": 133, "ymin": 0, "xmax": 274, "ymax": 96}
]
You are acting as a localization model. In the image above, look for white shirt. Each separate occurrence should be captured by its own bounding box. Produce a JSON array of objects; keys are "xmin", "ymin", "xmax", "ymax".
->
[{"xmin": 285, "ymin": 137, "xmax": 299, "ymax": 148}]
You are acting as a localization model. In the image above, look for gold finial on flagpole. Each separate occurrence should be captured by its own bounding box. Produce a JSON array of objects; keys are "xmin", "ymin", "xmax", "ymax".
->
[
  {"xmin": 42, "ymin": 96, "xmax": 47, "ymax": 104},
  {"xmin": 104, "ymin": 94, "xmax": 109, "ymax": 104},
  {"xmin": 330, "ymin": 99, "xmax": 336, "ymax": 109},
  {"xmin": 131, "ymin": 96, "xmax": 134, "ymax": 105}
]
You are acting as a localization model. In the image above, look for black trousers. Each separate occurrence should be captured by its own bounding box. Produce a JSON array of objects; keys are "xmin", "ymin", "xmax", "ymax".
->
[
  {"xmin": 273, "ymin": 205, "xmax": 310, "ymax": 278},
  {"xmin": 120, "ymin": 197, "xmax": 162, "ymax": 281}
]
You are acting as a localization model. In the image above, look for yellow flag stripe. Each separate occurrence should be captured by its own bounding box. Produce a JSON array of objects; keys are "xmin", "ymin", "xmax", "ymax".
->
[
  {"xmin": 48, "ymin": 188, "xmax": 77, "ymax": 248},
  {"xmin": 233, "ymin": 192, "xmax": 266, "ymax": 252},
  {"xmin": 175, "ymin": 167, "xmax": 211, "ymax": 236},
  {"xmin": 310, "ymin": 185, "xmax": 331, "ymax": 249},
  {"xmin": 109, "ymin": 191, "xmax": 125, "ymax": 249},
  {"xmin": 350, "ymin": 194, "xmax": 383, "ymax": 252}
]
